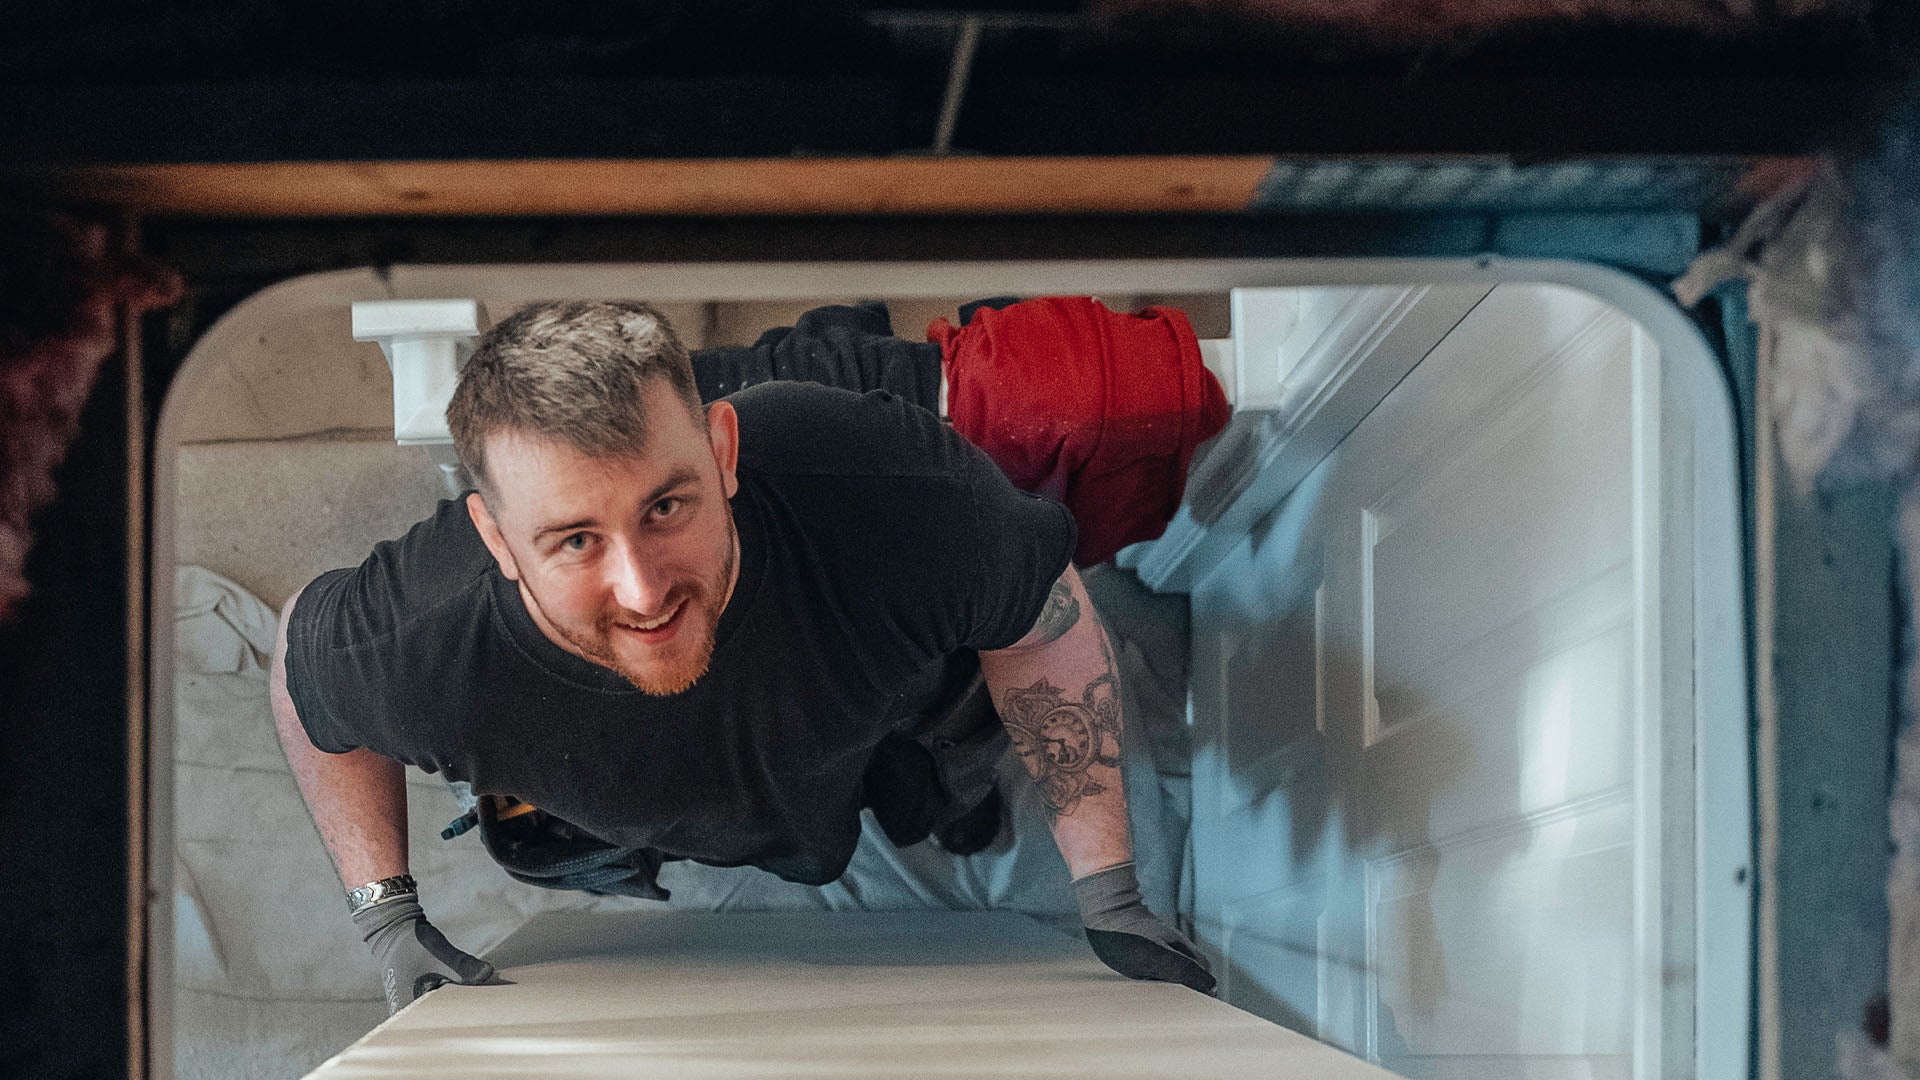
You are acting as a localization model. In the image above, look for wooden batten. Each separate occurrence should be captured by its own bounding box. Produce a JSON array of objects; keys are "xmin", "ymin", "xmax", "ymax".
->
[{"xmin": 56, "ymin": 157, "xmax": 1277, "ymax": 218}]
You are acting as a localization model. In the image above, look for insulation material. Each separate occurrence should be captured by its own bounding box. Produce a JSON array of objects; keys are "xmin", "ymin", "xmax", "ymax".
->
[
  {"xmin": 1676, "ymin": 97, "xmax": 1920, "ymax": 1073},
  {"xmin": 1676, "ymin": 165, "xmax": 1920, "ymax": 493},
  {"xmin": 0, "ymin": 207, "xmax": 179, "ymax": 621}
]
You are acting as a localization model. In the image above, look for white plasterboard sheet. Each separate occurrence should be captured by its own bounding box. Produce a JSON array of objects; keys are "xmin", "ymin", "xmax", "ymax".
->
[{"xmin": 306, "ymin": 910, "xmax": 1397, "ymax": 1079}]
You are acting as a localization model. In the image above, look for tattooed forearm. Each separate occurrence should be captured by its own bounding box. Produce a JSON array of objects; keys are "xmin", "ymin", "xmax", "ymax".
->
[
  {"xmin": 1030, "ymin": 577, "xmax": 1080, "ymax": 646},
  {"xmin": 980, "ymin": 567, "xmax": 1135, "ymax": 874},
  {"xmin": 1000, "ymin": 674, "xmax": 1123, "ymax": 821}
]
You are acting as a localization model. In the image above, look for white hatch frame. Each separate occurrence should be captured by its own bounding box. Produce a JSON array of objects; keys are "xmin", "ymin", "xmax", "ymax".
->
[{"xmin": 149, "ymin": 257, "xmax": 1748, "ymax": 1080}]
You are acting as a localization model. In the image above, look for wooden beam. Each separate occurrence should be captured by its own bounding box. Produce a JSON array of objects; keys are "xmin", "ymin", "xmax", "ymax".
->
[
  {"xmin": 54, "ymin": 157, "xmax": 1276, "ymax": 218},
  {"xmin": 48, "ymin": 154, "xmax": 1814, "ymax": 220}
]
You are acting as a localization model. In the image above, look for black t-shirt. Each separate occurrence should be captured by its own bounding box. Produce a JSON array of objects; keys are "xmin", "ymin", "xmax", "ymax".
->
[{"xmin": 284, "ymin": 382, "xmax": 1075, "ymax": 886}]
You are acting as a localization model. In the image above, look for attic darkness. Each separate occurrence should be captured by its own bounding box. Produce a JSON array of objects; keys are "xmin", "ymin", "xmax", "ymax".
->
[{"xmin": 0, "ymin": 0, "xmax": 1910, "ymax": 164}]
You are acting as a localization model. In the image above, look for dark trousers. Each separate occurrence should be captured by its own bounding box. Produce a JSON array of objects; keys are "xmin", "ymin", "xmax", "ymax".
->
[{"xmin": 862, "ymin": 665, "xmax": 1008, "ymax": 848}]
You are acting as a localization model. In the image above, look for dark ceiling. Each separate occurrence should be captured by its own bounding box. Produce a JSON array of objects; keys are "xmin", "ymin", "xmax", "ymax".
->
[{"xmin": 0, "ymin": 1, "xmax": 1911, "ymax": 163}]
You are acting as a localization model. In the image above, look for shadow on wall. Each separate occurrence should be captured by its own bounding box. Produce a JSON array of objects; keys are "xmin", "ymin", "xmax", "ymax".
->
[{"xmin": 1202, "ymin": 609, "xmax": 1477, "ymax": 1050}]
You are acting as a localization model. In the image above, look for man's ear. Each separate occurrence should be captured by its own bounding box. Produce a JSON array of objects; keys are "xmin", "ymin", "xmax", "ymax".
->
[
  {"xmin": 706, "ymin": 400, "xmax": 740, "ymax": 499},
  {"xmin": 466, "ymin": 491, "xmax": 522, "ymax": 583}
]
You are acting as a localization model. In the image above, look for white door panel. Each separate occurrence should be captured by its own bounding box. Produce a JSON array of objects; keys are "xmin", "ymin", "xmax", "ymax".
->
[
  {"xmin": 1368, "ymin": 799, "xmax": 1636, "ymax": 1064},
  {"xmin": 1191, "ymin": 282, "xmax": 1694, "ymax": 1079}
]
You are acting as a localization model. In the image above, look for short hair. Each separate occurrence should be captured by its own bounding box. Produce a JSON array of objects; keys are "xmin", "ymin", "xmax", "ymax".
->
[{"xmin": 447, "ymin": 300, "xmax": 702, "ymax": 496}]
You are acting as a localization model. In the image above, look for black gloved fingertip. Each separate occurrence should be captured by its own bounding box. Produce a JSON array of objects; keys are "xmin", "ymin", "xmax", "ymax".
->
[{"xmin": 1086, "ymin": 928, "xmax": 1218, "ymax": 995}]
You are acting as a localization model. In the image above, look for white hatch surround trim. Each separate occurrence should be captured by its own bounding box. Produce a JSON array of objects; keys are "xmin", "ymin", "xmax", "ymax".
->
[{"xmin": 148, "ymin": 257, "xmax": 1748, "ymax": 1080}]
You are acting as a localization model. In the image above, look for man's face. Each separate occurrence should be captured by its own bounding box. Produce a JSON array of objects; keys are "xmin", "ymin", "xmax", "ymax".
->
[{"xmin": 468, "ymin": 384, "xmax": 741, "ymax": 695}]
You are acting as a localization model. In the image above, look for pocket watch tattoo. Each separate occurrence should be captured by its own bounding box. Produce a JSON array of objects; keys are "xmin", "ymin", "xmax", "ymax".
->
[{"xmin": 1000, "ymin": 674, "xmax": 1122, "ymax": 820}]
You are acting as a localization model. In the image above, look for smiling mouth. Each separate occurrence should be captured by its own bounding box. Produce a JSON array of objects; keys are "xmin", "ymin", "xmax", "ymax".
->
[{"xmin": 617, "ymin": 598, "xmax": 686, "ymax": 638}]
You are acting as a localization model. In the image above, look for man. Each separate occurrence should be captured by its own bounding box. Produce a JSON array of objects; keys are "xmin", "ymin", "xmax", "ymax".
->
[{"xmin": 272, "ymin": 300, "xmax": 1212, "ymax": 1014}]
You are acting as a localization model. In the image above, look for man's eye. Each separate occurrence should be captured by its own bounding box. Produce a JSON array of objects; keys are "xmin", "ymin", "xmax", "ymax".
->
[
  {"xmin": 562, "ymin": 533, "xmax": 591, "ymax": 552},
  {"xmin": 652, "ymin": 497, "xmax": 682, "ymax": 519}
]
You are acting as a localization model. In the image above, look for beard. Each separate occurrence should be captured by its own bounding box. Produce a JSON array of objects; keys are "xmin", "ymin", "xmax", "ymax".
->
[{"xmin": 551, "ymin": 515, "xmax": 738, "ymax": 696}]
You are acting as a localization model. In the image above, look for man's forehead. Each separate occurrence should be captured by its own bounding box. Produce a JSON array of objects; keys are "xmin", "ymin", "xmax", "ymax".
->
[
  {"xmin": 483, "ymin": 427, "xmax": 699, "ymax": 522},
  {"xmin": 486, "ymin": 426, "xmax": 646, "ymax": 470}
]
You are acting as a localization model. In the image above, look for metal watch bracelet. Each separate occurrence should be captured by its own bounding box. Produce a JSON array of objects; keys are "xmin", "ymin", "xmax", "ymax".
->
[{"xmin": 346, "ymin": 874, "xmax": 418, "ymax": 915}]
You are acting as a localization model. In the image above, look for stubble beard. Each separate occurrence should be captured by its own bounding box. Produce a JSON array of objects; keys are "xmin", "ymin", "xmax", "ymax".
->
[{"xmin": 560, "ymin": 514, "xmax": 739, "ymax": 696}]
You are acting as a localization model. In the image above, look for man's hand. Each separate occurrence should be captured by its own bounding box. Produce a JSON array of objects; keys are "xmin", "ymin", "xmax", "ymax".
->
[
  {"xmin": 352, "ymin": 898, "xmax": 503, "ymax": 1014},
  {"xmin": 1073, "ymin": 861, "xmax": 1216, "ymax": 994}
]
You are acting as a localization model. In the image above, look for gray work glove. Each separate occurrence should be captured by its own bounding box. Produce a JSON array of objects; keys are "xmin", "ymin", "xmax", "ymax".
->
[
  {"xmin": 1073, "ymin": 861, "xmax": 1216, "ymax": 994},
  {"xmin": 352, "ymin": 898, "xmax": 503, "ymax": 1014}
]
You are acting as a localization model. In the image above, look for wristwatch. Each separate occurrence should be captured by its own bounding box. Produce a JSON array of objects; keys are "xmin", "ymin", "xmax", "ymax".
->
[{"xmin": 346, "ymin": 874, "xmax": 417, "ymax": 915}]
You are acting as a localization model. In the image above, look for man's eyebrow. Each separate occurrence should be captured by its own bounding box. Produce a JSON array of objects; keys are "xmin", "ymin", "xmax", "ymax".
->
[
  {"xmin": 639, "ymin": 466, "xmax": 701, "ymax": 508},
  {"xmin": 532, "ymin": 466, "xmax": 702, "ymax": 540},
  {"xmin": 534, "ymin": 517, "xmax": 599, "ymax": 541}
]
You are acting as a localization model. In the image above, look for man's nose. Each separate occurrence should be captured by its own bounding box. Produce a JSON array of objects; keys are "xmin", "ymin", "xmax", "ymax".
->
[{"xmin": 607, "ymin": 541, "xmax": 671, "ymax": 614}]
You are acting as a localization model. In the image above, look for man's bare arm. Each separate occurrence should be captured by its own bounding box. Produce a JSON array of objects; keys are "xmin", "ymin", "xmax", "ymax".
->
[
  {"xmin": 979, "ymin": 565, "xmax": 1214, "ymax": 991},
  {"xmin": 273, "ymin": 587, "xmax": 501, "ymax": 1013},
  {"xmin": 271, "ymin": 585, "xmax": 410, "ymax": 889},
  {"xmin": 977, "ymin": 565, "xmax": 1132, "ymax": 878}
]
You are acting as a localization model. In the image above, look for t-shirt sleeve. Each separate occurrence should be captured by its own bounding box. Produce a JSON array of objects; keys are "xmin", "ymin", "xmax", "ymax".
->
[
  {"xmin": 282, "ymin": 499, "xmax": 495, "ymax": 756},
  {"xmin": 284, "ymin": 567, "xmax": 363, "ymax": 753},
  {"xmin": 953, "ymin": 442, "xmax": 1079, "ymax": 652}
]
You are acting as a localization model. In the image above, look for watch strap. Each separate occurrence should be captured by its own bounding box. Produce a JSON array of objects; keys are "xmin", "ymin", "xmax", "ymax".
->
[{"xmin": 346, "ymin": 874, "xmax": 418, "ymax": 915}]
